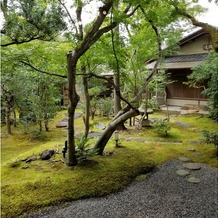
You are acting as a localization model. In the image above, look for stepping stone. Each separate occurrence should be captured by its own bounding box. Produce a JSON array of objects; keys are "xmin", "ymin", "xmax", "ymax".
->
[
  {"xmin": 186, "ymin": 148, "xmax": 195, "ymax": 152},
  {"xmin": 74, "ymin": 112, "xmax": 83, "ymax": 119},
  {"xmin": 21, "ymin": 165, "xmax": 29, "ymax": 170},
  {"xmin": 96, "ymin": 123, "xmax": 106, "ymax": 130},
  {"xmin": 56, "ymin": 122, "xmax": 68, "ymax": 128},
  {"xmin": 183, "ymin": 163, "xmax": 201, "ymax": 170},
  {"xmin": 61, "ymin": 118, "xmax": 68, "ymax": 122},
  {"xmin": 174, "ymin": 121, "xmax": 191, "ymax": 128},
  {"xmin": 193, "ymin": 152, "xmax": 202, "ymax": 157},
  {"xmin": 189, "ymin": 141, "xmax": 200, "ymax": 145},
  {"xmin": 198, "ymin": 139, "xmax": 204, "ymax": 144},
  {"xmin": 187, "ymin": 177, "xmax": 201, "ymax": 183},
  {"xmin": 176, "ymin": 169, "xmax": 190, "ymax": 176},
  {"xmin": 75, "ymin": 132, "xmax": 102, "ymax": 139},
  {"xmin": 178, "ymin": 157, "xmax": 190, "ymax": 162},
  {"xmin": 87, "ymin": 132, "xmax": 102, "ymax": 138}
]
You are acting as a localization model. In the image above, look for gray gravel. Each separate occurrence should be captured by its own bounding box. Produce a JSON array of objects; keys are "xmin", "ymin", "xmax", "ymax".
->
[{"xmin": 25, "ymin": 159, "xmax": 218, "ymax": 218}]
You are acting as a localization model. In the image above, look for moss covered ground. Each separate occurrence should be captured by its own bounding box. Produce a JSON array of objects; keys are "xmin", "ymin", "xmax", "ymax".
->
[{"xmin": 1, "ymin": 109, "xmax": 217, "ymax": 217}]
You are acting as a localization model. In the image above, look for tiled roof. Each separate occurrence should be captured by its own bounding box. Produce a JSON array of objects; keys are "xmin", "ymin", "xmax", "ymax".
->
[{"xmin": 164, "ymin": 53, "xmax": 208, "ymax": 63}]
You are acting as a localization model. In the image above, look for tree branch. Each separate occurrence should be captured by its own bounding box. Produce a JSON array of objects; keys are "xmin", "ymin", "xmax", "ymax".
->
[
  {"xmin": 75, "ymin": 3, "xmax": 140, "ymax": 58},
  {"xmin": 76, "ymin": 5, "xmax": 83, "ymax": 41},
  {"xmin": 112, "ymin": 6, "xmax": 164, "ymax": 120},
  {"xmin": 1, "ymin": 36, "xmax": 43, "ymax": 47},
  {"xmin": 20, "ymin": 61, "xmax": 67, "ymax": 78},
  {"xmin": 88, "ymin": 72, "xmax": 136, "ymax": 110},
  {"xmin": 171, "ymin": 2, "xmax": 218, "ymax": 50},
  {"xmin": 57, "ymin": 0, "xmax": 79, "ymax": 36}
]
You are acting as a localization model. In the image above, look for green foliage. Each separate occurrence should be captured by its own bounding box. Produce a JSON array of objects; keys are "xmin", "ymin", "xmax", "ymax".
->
[
  {"xmin": 97, "ymin": 97, "xmax": 114, "ymax": 116},
  {"xmin": 201, "ymin": 130, "xmax": 218, "ymax": 156},
  {"xmin": 31, "ymin": 130, "xmax": 48, "ymax": 141},
  {"xmin": 151, "ymin": 119, "xmax": 171, "ymax": 136},
  {"xmin": 75, "ymin": 135, "xmax": 90, "ymax": 158},
  {"xmin": 1, "ymin": 110, "xmax": 218, "ymax": 217},
  {"xmin": 201, "ymin": 130, "xmax": 218, "ymax": 146},
  {"xmin": 1, "ymin": 0, "xmax": 66, "ymax": 46},
  {"xmin": 147, "ymin": 97, "xmax": 159, "ymax": 110},
  {"xmin": 1, "ymin": 39, "xmax": 68, "ymax": 132},
  {"xmin": 75, "ymin": 135, "xmax": 97, "ymax": 160},
  {"xmin": 188, "ymin": 53, "xmax": 218, "ymax": 120}
]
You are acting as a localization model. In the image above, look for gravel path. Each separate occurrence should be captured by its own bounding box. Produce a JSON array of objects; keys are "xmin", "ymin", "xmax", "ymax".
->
[{"xmin": 26, "ymin": 159, "xmax": 218, "ymax": 218}]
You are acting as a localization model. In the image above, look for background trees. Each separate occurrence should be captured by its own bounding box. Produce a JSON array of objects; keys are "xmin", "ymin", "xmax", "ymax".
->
[
  {"xmin": 1, "ymin": 0, "xmax": 216, "ymax": 165},
  {"xmin": 188, "ymin": 53, "xmax": 218, "ymax": 120}
]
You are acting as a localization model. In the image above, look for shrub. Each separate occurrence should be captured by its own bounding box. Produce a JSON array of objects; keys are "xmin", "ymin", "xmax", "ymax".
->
[
  {"xmin": 201, "ymin": 130, "xmax": 218, "ymax": 156},
  {"xmin": 201, "ymin": 130, "xmax": 218, "ymax": 145},
  {"xmin": 31, "ymin": 130, "xmax": 48, "ymax": 141},
  {"xmin": 151, "ymin": 119, "xmax": 171, "ymax": 136},
  {"xmin": 147, "ymin": 97, "xmax": 159, "ymax": 110},
  {"xmin": 97, "ymin": 98, "xmax": 113, "ymax": 116}
]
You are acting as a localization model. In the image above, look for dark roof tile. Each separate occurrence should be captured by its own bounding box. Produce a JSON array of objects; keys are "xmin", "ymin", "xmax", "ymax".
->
[{"xmin": 164, "ymin": 53, "xmax": 208, "ymax": 63}]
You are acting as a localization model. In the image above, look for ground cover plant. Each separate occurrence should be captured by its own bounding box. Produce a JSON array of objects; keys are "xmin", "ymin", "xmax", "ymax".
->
[{"xmin": 1, "ymin": 109, "xmax": 218, "ymax": 217}]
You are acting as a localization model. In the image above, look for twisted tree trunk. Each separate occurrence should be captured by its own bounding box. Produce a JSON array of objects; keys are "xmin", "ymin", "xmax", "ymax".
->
[
  {"xmin": 67, "ymin": 51, "xmax": 80, "ymax": 166},
  {"xmin": 93, "ymin": 109, "xmax": 139, "ymax": 154}
]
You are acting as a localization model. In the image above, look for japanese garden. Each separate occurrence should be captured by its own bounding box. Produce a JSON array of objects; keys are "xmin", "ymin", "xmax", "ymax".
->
[{"xmin": 1, "ymin": 0, "xmax": 218, "ymax": 217}]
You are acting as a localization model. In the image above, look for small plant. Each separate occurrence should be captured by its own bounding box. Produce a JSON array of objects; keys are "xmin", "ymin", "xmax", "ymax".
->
[
  {"xmin": 151, "ymin": 119, "xmax": 171, "ymax": 136},
  {"xmin": 201, "ymin": 130, "xmax": 218, "ymax": 156},
  {"xmin": 75, "ymin": 135, "xmax": 97, "ymax": 160},
  {"xmin": 31, "ymin": 130, "xmax": 48, "ymax": 141},
  {"xmin": 201, "ymin": 130, "xmax": 218, "ymax": 145},
  {"xmin": 147, "ymin": 97, "xmax": 159, "ymax": 110},
  {"xmin": 97, "ymin": 98, "xmax": 113, "ymax": 117}
]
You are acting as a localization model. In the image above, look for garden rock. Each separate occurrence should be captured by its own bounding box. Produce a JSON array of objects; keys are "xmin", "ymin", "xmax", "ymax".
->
[
  {"xmin": 183, "ymin": 163, "xmax": 201, "ymax": 170},
  {"xmin": 56, "ymin": 121, "xmax": 68, "ymax": 128},
  {"xmin": 189, "ymin": 140, "xmax": 200, "ymax": 145},
  {"xmin": 180, "ymin": 110, "xmax": 199, "ymax": 115},
  {"xmin": 174, "ymin": 121, "xmax": 191, "ymax": 128},
  {"xmin": 186, "ymin": 148, "xmax": 196, "ymax": 152},
  {"xmin": 26, "ymin": 156, "xmax": 37, "ymax": 163},
  {"xmin": 56, "ymin": 112, "xmax": 83, "ymax": 128},
  {"xmin": 178, "ymin": 157, "xmax": 190, "ymax": 162},
  {"xmin": 75, "ymin": 132, "xmax": 102, "ymax": 139},
  {"xmin": 74, "ymin": 112, "xmax": 83, "ymax": 119},
  {"xmin": 187, "ymin": 177, "xmax": 201, "ymax": 184},
  {"xmin": 40, "ymin": 149, "xmax": 55, "ymax": 160},
  {"xmin": 192, "ymin": 152, "xmax": 202, "ymax": 157},
  {"xmin": 176, "ymin": 169, "xmax": 190, "ymax": 176},
  {"xmin": 96, "ymin": 123, "xmax": 106, "ymax": 130}
]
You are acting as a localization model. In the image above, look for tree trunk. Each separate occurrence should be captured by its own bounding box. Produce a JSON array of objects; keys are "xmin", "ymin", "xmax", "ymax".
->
[
  {"xmin": 112, "ymin": 22, "xmax": 126, "ymax": 130},
  {"xmin": 93, "ymin": 45, "xmax": 162, "ymax": 154},
  {"xmin": 114, "ymin": 74, "xmax": 127, "ymax": 130},
  {"xmin": 67, "ymin": 51, "xmax": 80, "ymax": 166},
  {"xmin": 44, "ymin": 115, "xmax": 49, "ymax": 132},
  {"xmin": 93, "ymin": 109, "xmax": 139, "ymax": 154},
  {"xmin": 82, "ymin": 69, "xmax": 90, "ymax": 138},
  {"xmin": 91, "ymin": 109, "xmax": 95, "ymax": 120},
  {"xmin": 6, "ymin": 103, "xmax": 12, "ymax": 134},
  {"xmin": 13, "ymin": 109, "xmax": 16, "ymax": 127},
  {"xmin": 39, "ymin": 120, "xmax": 42, "ymax": 132}
]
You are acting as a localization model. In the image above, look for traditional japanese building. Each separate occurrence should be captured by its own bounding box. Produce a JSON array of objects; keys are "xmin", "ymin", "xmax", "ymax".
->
[{"xmin": 146, "ymin": 28, "xmax": 214, "ymax": 106}]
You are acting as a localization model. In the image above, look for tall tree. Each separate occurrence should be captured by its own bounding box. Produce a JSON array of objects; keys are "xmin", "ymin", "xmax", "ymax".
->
[
  {"xmin": 111, "ymin": 2, "xmax": 127, "ymax": 130},
  {"xmin": 66, "ymin": 1, "xmax": 140, "ymax": 165},
  {"xmin": 92, "ymin": 0, "xmax": 208, "ymax": 154}
]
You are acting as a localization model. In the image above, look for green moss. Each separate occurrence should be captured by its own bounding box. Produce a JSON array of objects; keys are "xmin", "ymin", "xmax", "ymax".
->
[
  {"xmin": 135, "ymin": 174, "xmax": 147, "ymax": 181},
  {"xmin": 1, "ymin": 110, "xmax": 218, "ymax": 217}
]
